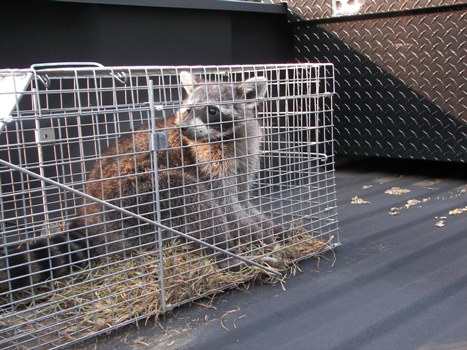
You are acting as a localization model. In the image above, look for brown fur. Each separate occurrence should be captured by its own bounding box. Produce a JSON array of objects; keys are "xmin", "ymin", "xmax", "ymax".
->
[{"xmin": 71, "ymin": 115, "xmax": 235, "ymax": 256}]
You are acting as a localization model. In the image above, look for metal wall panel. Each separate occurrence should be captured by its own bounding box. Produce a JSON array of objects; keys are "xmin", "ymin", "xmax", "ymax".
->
[
  {"xmin": 317, "ymin": 10, "xmax": 465, "ymax": 120},
  {"xmin": 267, "ymin": 0, "xmax": 465, "ymax": 20},
  {"xmin": 265, "ymin": 0, "xmax": 467, "ymax": 162},
  {"xmin": 0, "ymin": 1, "xmax": 293, "ymax": 68}
]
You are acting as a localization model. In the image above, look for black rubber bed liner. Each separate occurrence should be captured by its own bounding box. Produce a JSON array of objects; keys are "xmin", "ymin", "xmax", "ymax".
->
[{"xmin": 93, "ymin": 157, "xmax": 467, "ymax": 350}]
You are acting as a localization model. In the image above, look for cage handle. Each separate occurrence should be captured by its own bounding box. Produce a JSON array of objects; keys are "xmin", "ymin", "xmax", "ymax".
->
[
  {"xmin": 30, "ymin": 62, "xmax": 105, "ymax": 71},
  {"xmin": 29, "ymin": 62, "xmax": 129, "ymax": 86}
]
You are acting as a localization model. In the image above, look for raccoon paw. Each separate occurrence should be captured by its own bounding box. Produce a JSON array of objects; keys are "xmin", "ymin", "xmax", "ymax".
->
[{"xmin": 256, "ymin": 256, "xmax": 287, "ymax": 270}]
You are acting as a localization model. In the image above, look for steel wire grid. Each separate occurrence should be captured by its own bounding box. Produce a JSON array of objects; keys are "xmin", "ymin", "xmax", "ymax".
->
[{"xmin": 0, "ymin": 63, "xmax": 339, "ymax": 349}]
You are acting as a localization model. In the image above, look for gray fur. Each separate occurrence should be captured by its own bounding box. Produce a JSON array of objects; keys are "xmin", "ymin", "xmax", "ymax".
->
[{"xmin": 178, "ymin": 72, "xmax": 277, "ymax": 245}]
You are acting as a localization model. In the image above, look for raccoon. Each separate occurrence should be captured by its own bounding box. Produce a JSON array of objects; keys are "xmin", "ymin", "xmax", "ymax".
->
[
  {"xmin": 0, "ymin": 72, "xmax": 278, "ymax": 295},
  {"xmin": 178, "ymin": 72, "xmax": 279, "ymax": 244}
]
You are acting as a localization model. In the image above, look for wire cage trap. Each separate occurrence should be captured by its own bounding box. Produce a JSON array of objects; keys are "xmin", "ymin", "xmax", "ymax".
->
[{"xmin": 0, "ymin": 63, "xmax": 339, "ymax": 349}]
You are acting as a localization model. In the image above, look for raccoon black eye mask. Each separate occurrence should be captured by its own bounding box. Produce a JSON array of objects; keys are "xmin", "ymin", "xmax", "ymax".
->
[{"xmin": 181, "ymin": 104, "xmax": 236, "ymax": 141}]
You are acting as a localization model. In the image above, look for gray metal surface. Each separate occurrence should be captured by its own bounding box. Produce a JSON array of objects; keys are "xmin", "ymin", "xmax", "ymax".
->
[
  {"xmin": 89, "ymin": 157, "xmax": 467, "ymax": 350},
  {"xmin": 53, "ymin": 0, "xmax": 288, "ymax": 14},
  {"xmin": 306, "ymin": 9, "xmax": 466, "ymax": 121},
  {"xmin": 266, "ymin": 0, "xmax": 466, "ymax": 20},
  {"xmin": 265, "ymin": 0, "xmax": 467, "ymax": 162},
  {"xmin": 294, "ymin": 10, "xmax": 467, "ymax": 161}
]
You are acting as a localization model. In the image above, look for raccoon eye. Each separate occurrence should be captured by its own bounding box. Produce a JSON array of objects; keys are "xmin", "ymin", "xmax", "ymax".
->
[{"xmin": 207, "ymin": 106, "xmax": 220, "ymax": 118}]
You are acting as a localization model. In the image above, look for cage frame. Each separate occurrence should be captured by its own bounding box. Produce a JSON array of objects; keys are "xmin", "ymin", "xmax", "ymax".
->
[{"xmin": 0, "ymin": 62, "xmax": 339, "ymax": 349}]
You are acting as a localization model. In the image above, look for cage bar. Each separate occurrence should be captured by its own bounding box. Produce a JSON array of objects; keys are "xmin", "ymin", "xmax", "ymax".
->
[{"xmin": 0, "ymin": 63, "xmax": 339, "ymax": 349}]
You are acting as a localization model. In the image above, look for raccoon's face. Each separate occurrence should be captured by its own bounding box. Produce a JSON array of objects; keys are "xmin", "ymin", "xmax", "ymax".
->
[
  {"xmin": 179, "ymin": 85, "xmax": 235, "ymax": 142},
  {"xmin": 180, "ymin": 103, "xmax": 234, "ymax": 142},
  {"xmin": 178, "ymin": 72, "xmax": 267, "ymax": 142}
]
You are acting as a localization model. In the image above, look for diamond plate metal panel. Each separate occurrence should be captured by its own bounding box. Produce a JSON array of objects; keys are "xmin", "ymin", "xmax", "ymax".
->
[
  {"xmin": 320, "ymin": 10, "xmax": 466, "ymax": 120},
  {"xmin": 264, "ymin": 0, "xmax": 466, "ymax": 20},
  {"xmin": 293, "ymin": 9, "xmax": 466, "ymax": 161},
  {"xmin": 264, "ymin": 0, "xmax": 467, "ymax": 161}
]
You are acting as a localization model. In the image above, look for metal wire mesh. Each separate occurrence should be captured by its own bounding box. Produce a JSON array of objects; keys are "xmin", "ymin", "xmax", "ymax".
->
[{"xmin": 0, "ymin": 63, "xmax": 339, "ymax": 349}]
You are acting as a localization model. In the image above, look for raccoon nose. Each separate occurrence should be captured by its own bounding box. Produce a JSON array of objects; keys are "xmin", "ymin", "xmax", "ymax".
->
[
  {"xmin": 180, "ymin": 126, "xmax": 189, "ymax": 135},
  {"xmin": 180, "ymin": 125, "xmax": 193, "ymax": 138},
  {"xmin": 177, "ymin": 119, "xmax": 189, "ymax": 132}
]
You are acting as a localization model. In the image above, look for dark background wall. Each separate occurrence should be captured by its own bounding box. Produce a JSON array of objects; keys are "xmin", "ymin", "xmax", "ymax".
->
[{"xmin": 0, "ymin": 0, "xmax": 293, "ymax": 68}]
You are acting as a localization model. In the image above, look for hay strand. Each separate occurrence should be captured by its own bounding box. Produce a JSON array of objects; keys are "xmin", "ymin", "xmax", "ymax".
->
[{"xmin": 0, "ymin": 231, "xmax": 334, "ymax": 347}]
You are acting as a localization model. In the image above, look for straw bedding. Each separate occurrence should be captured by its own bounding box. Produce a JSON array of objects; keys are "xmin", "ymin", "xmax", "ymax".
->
[{"xmin": 0, "ymin": 231, "xmax": 333, "ymax": 348}]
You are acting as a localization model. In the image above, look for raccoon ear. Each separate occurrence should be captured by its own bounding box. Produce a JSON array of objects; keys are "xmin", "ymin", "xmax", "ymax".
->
[
  {"xmin": 179, "ymin": 71, "xmax": 195, "ymax": 95},
  {"xmin": 240, "ymin": 76, "xmax": 268, "ymax": 101},
  {"xmin": 179, "ymin": 71, "xmax": 204, "ymax": 94}
]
